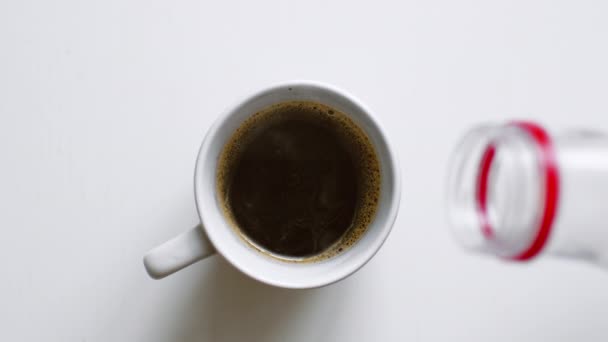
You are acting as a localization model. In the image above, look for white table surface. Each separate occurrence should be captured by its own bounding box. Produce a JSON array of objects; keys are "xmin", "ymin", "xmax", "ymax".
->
[{"xmin": 2, "ymin": 0, "xmax": 608, "ymax": 341}]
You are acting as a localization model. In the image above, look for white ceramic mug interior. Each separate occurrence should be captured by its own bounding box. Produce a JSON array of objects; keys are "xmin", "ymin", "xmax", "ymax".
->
[{"xmin": 144, "ymin": 81, "xmax": 401, "ymax": 289}]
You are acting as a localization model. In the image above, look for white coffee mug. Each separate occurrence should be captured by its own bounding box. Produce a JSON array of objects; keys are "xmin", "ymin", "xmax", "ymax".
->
[{"xmin": 143, "ymin": 81, "xmax": 401, "ymax": 288}]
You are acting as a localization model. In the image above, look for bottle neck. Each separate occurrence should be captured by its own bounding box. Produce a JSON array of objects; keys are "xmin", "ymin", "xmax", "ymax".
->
[
  {"xmin": 542, "ymin": 133, "xmax": 608, "ymax": 268},
  {"xmin": 448, "ymin": 122, "xmax": 559, "ymax": 261}
]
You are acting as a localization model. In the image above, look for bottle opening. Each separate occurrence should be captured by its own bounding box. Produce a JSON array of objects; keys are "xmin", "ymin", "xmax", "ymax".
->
[{"xmin": 447, "ymin": 121, "xmax": 559, "ymax": 261}]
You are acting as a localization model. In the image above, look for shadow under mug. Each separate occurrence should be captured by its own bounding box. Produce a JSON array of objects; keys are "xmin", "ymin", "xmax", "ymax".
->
[{"xmin": 143, "ymin": 81, "xmax": 401, "ymax": 289}]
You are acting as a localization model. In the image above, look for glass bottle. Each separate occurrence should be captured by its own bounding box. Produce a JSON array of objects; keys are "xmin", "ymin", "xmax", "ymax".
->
[{"xmin": 447, "ymin": 121, "xmax": 608, "ymax": 268}]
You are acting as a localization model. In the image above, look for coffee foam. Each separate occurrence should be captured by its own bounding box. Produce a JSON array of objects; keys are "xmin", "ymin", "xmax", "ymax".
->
[{"xmin": 217, "ymin": 101, "xmax": 381, "ymax": 262}]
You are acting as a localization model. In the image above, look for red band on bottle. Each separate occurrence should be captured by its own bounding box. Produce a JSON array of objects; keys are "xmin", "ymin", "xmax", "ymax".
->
[
  {"xmin": 476, "ymin": 144, "xmax": 496, "ymax": 239},
  {"xmin": 475, "ymin": 121, "xmax": 560, "ymax": 261}
]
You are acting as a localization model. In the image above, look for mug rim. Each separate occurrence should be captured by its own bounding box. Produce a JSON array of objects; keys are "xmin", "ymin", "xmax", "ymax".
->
[{"xmin": 194, "ymin": 80, "xmax": 401, "ymax": 288}]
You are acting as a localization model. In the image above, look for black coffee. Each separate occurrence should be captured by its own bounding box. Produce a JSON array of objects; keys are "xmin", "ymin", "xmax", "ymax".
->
[{"xmin": 217, "ymin": 101, "xmax": 380, "ymax": 260}]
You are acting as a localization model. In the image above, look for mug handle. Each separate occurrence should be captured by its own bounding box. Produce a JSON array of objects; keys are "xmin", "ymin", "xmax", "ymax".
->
[{"xmin": 143, "ymin": 225, "xmax": 216, "ymax": 279}]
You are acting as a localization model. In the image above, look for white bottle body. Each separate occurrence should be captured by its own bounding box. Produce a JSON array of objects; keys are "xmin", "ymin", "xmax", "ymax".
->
[{"xmin": 546, "ymin": 132, "xmax": 608, "ymax": 267}]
